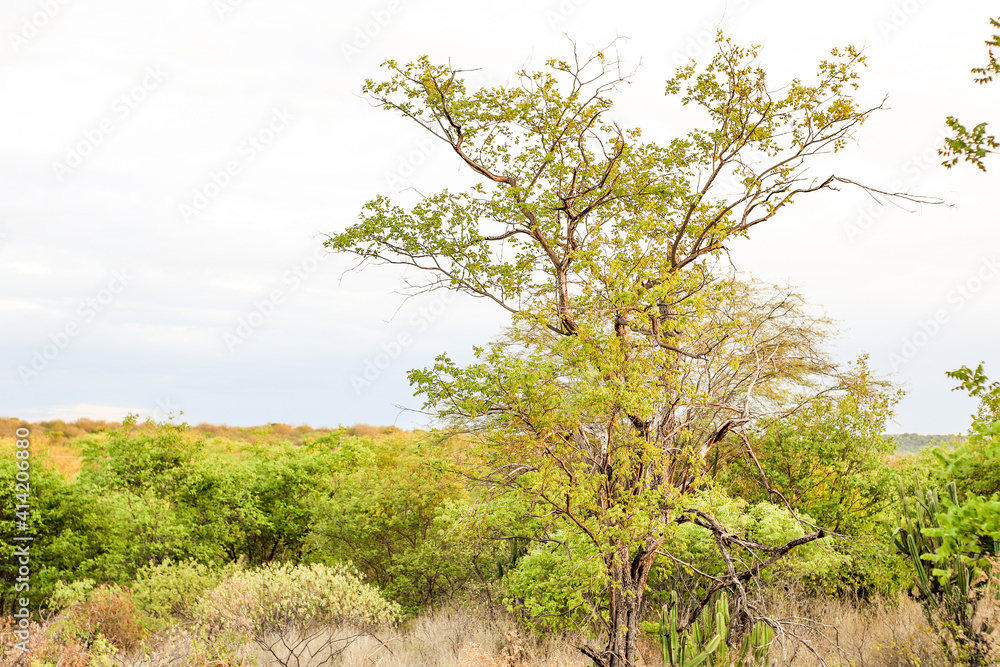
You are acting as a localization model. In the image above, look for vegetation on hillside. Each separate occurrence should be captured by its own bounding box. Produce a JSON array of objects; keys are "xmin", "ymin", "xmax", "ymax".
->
[{"xmin": 889, "ymin": 433, "xmax": 963, "ymax": 455}]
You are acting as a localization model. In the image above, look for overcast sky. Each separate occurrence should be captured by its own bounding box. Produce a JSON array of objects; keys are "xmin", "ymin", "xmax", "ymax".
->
[{"xmin": 1, "ymin": 0, "xmax": 997, "ymax": 433}]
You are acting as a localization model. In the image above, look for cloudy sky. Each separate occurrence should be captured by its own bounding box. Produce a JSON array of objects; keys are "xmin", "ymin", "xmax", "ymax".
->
[{"xmin": 1, "ymin": 0, "xmax": 997, "ymax": 433}]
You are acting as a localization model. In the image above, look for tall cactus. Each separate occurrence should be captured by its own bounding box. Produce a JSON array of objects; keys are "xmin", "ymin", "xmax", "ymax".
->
[
  {"xmin": 890, "ymin": 481, "xmax": 994, "ymax": 666},
  {"xmin": 655, "ymin": 591, "xmax": 772, "ymax": 667}
]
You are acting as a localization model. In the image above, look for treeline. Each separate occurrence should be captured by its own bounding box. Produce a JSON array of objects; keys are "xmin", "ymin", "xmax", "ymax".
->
[
  {"xmin": 0, "ymin": 393, "xmax": 951, "ymax": 619},
  {"xmin": 889, "ymin": 432, "xmax": 963, "ymax": 454}
]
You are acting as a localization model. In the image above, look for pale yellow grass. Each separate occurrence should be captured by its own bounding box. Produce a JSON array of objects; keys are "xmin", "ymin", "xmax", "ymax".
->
[
  {"xmin": 0, "ymin": 432, "xmax": 86, "ymax": 479},
  {"xmin": 339, "ymin": 595, "xmax": 953, "ymax": 667},
  {"xmin": 15, "ymin": 594, "xmax": 980, "ymax": 667},
  {"xmin": 338, "ymin": 608, "xmax": 593, "ymax": 667},
  {"xmin": 761, "ymin": 592, "xmax": 949, "ymax": 667}
]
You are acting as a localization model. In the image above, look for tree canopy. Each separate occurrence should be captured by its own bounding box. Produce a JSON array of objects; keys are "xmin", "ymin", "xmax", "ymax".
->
[{"xmin": 328, "ymin": 37, "xmax": 906, "ymax": 667}]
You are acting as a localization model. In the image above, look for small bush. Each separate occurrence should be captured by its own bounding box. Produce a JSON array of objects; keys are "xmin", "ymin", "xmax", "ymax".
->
[
  {"xmin": 51, "ymin": 584, "xmax": 147, "ymax": 654},
  {"xmin": 198, "ymin": 562, "xmax": 400, "ymax": 635},
  {"xmin": 49, "ymin": 579, "xmax": 97, "ymax": 612},
  {"xmin": 197, "ymin": 562, "xmax": 400, "ymax": 667}
]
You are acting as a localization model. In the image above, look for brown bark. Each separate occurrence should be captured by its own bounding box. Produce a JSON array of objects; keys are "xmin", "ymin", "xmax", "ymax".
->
[{"xmin": 581, "ymin": 542, "xmax": 661, "ymax": 667}]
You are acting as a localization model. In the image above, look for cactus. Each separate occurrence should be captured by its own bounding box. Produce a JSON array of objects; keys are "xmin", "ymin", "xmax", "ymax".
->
[
  {"xmin": 656, "ymin": 591, "xmax": 772, "ymax": 667},
  {"xmin": 890, "ymin": 481, "xmax": 994, "ymax": 666}
]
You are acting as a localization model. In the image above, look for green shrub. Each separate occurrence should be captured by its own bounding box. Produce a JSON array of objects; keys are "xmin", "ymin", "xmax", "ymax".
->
[
  {"xmin": 196, "ymin": 562, "xmax": 400, "ymax": 635},
  {"xmin": 645, "ymin": 492, "xmax": 847, "ymax": 609},
  {"xmin": 0, "ymin": 461, "xmax": 103, "ymax": 614},
  {"xmin": 307, "ymin": 434, "xmax": 498, "ymax": 613},
  {"xmin": 501, "ymin": 530, "xmax": 606, "ymax": 634},
  {"xmin": 723, "ymin": 358, "xmax": 900, "ymax": 538},
  {"xmin": 196, "ymin": 562, "xmax": 400, "ymax": 667},
  {"xmin": 132, "ymin": 558, "xmax": 234, "ymax": 629}
]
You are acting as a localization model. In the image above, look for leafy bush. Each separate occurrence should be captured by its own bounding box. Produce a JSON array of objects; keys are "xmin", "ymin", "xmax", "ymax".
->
[
  {"xmin": 50, "ymin": 584, "xmax": 147, "ymax": 654},
  {"xmin": 0, "ymin": 461, "xmax": 103, "ymax": 615},
  {"xmin": 930, "ymin": 421, "xmax": 1000, "ymax": 500},
  {"xmin": 132, "ymin": 558, "xmax": 234, "ymax": 629},
  {"xmin": 77, "ymin": 419, "xmax": 342, "ymax": 576},
  {"xmin": 724, "ymin": 358, "xmax": 900, "ymax": 537},
  {"xmin": 502, "ymin": 492, "xmax": 846, "ymax": 635},
  {"xmin": 805, "ymin": 537, "xmax": 912, "ymax": 599},
  {"xmin": 647, "ymin": 492, "xmax": 847, "ymax": 604},
  {"xmin": 197, "ymin": 561, "xmax": 400, "ymax": 634},
  {"xmin": 501, "ymin": 530, "xmax": 606, "ymax": 634},
  {"xmin": 197, "ymin": 562, "xmax": 400, "ymax": 667},
  {"xmin": 307, "ymin": 434, "xmax": 498, "ymax": 613}
]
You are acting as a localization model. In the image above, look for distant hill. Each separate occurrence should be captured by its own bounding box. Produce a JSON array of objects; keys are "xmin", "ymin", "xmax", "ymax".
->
[{"xmin": 888, "ymin": 433, "xmax": 964, "ymax": 455}]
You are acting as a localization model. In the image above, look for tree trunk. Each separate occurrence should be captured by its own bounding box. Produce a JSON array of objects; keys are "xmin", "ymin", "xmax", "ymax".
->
[{"xmin": 582, "ymin": 544, "xmax": 659, "ymax": 667}]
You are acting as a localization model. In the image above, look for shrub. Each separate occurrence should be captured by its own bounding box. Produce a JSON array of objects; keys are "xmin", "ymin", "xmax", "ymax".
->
[
  {"xmin": 307, "ymin": 435, "xmax": 497, "ymax": 613},
  {"xmin": 132, "ymin": 558, "xmax": 234, "ymax": 629},
  {"xmin": 49, "ymin": 579, "xmax": 96, "ymax": 612},
  {"xmin": 501, "ymin": 530, "xmax": 606, "ymax": 634},
  {"xmin": 198, "ymin": 562, "xmax": 400, "ymax": 633},
  {"xmin": 51, "ymin": 584, "xmax": 147, "ymax": 654},
  {"xmin": 0, "ymin": 463, "xmax": 103, "ymax": 615},
  {"xmin": 196, "ymin": 562, "xmax": 400, "ymax": 667}
]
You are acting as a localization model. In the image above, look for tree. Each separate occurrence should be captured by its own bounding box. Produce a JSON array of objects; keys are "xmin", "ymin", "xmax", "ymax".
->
[
  {"xmin": 941, "ymin": 17, "xmax": 1000, "ymax": 170},
  {"xmin": 328, "ymin": 36, "xmax": 906, "ymax": 666}
]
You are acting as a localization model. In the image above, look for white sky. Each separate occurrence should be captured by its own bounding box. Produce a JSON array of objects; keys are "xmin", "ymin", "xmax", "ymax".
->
[{"xmin": 1, "ymin": 0, "xmax": 997, "ymax": 433}]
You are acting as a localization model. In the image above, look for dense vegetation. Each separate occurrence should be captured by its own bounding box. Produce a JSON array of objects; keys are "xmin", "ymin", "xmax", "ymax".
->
[{"xmin": 1, "ymin": 380, "xmax": 998, "ymax": 666}]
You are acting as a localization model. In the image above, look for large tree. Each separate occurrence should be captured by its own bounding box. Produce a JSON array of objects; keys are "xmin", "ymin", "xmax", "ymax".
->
[{"xmin": 329, "ymin": 37, "xmax": 906, "ymax": 666}]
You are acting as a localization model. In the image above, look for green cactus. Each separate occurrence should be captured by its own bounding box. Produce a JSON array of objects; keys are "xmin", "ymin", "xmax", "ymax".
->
[
  {"xmin": 655, "ymin": 591, "xmax": 772, "ymax": 667},
  {"xmin": 890, "ymin": 481, "xmax": 995, "ymax": 666}
]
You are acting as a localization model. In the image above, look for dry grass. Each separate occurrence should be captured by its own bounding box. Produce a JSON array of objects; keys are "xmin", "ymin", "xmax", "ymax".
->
[
  {"xmin": 345, "ymin": 424, "xmax": 401, "ymax": 438},
  {"xmin": 9, "ymin": 593, "xmax": 988, "ymax": 667},
  {"xmin": 3, "ymin": 607, "xmax": 592, "ymax": 667},
  {"xmin": 0, "ymin": 431, "xmax": 88, "ymax": 479},
  {"xmin": 755, "ymin": 592, "xmax": 949, "ymax": 667},
  {"xmin": 338, "ymin": 608, "xmax": 592, "ymax": 667},
  {"xmin": 42, "ymin": 440, "xmax": 86, "ymax": 478}
]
